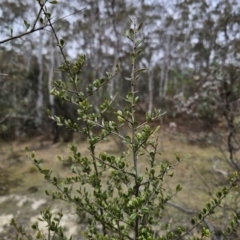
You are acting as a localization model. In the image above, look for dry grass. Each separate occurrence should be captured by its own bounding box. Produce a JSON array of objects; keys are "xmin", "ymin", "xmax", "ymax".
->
[
  {"xmin": 0, "ymin": 129, "xmax": 233, "ymax": 193},
  {"xmin": 0, "ymin": 128, "xmax": 239, "ymax": 236}
]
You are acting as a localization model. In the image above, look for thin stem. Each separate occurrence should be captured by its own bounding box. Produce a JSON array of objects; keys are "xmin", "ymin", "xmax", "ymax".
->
[
  {"xmin": 32, "ymin": 0, "xmax": 47, "ymax": 30},
  {"xmin": 85, "ymin": 119, "xmax": 107, "ymax": 236},
  {"xmin": 175, "ymin": 184, "xmax": 234, "ymax": 240},
  {"xmin": 130, "ymin": 18, "xmax": 140, "ymax": 240},
  {"xmin": 39, "ymin": 3, "xmax": 73, "ymax": 78},
  {"xmin": 0, "ymin": 25, "xmax": 47, "ymax": 44}
]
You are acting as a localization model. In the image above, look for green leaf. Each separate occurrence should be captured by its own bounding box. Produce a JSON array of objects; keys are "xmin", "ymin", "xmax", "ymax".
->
[
  {"xmin": 32, "ymin": 224, "xmax": 37, "ymax": 229},
  {"xmin": 135, "ymin": 68, "xmax": 146, "ymax": 73},
  {"xmin": 137, "ymin": 22, "xmax": 143, "ymax": 31},
  {"xmin": 202, "ymin": 207, "xmax": 207, "ymax": 214},
  {"xmin": 216, "ymin": 191, "xmax": 222, "ymax": 199},
  {"xmin": 136, "ymin": 49, "xmax": 143, "ymax": 55},
  {"xmin": 130, "ymin": 52, "xmax": 136, "ymax": 61},
  {"xmin": 190, "ymin": 218, "xmax": 196, "ymax": 225},
  {"xmin": 23, "ymin": 19, "xmax": 30, "ymax": 30},
  {"xmin": 117, "ymin": 110, "xmax": 123, "ymax": 115},
  {"xmin": 176, "ymin": 156, "xmax": 181, "ymax": 162},
  {"xmin": 36, "ymin": 231, "xmax": 42, "ymax": 239},
  {"xmin": 136, "ymin": 40, "xmax": 142, "ymax": 47},
  {"xmin": 126, "ymin": 92, "xmax": 133, "ymax": 101},
  {"xmin": 153, "ymin": 125, "xmax": 160, "ymax": 134},
  {"xmin": 202, "ymin": 227, "xmax": 210, "ymax": 237},
  {"xmin": 131, "ymin": 167, "xmax": 137, "ymax": 175},
  {"xmin": 59, "ymin": 39, "xmax": 65, "ymax": 47},
  {"xmin": 116, "ymin": 63, "xmax": 120, "ymax": 72},
  {"xmin": 117, "ymin": 116, "xmax": 125, "ymax": 123},
  {"xmin": 141, "ymin": 207, "xmax": 149, "ymax": 213},
  {"xmin": 134, "ymin": 96, "xmax": 139, "ymax": 103},
  {"xmin": 45, "ymin": 12, "xmax": 51, "ymax": 19},
  {"xmin": 137, "ymin": 175, "xmax": 143, "ymax": 182},
  {"xmin": 130, "ymin": 212, "xmax": 137, "ymax": 221},
  {"xmin": 9, "ymin": 27, "xmax": 13, "ymax": 37},
  {"xmin": 129, "ymin": 28, "xmax": 134, "ymax": 39},
  {"xmin": 176, "ymin": 184, "xmax": 182, "ymax": 192},
  {"xmin": 49, "ymin": 0, "xmax": 58, "ymax": 3},
  {"xmin": 39, "ymin": 17, "xmax": 44, "ymax": 24}
]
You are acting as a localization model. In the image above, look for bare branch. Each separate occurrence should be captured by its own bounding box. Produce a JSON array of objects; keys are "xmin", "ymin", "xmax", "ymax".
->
[
  {"xmin": 0, "ymin": 1, "xmax": 48, "ymax": 45},
  {"xmin": 51, "ymin": 8, "xmax": 86, "ymax": 25},
  {"xmin": 168, "ymin": 201, "xmax": 219, "ymax": 240},
  {"xmin": 0, "ymin": 25, "xmax": 47, "ymax": 45},
  {"xmin": 0, "ymin": 114, "xmax": 10, "ymax": 124},
  {"xmin": 211, "ymin": 157, "xmax": 228, "ymax": 177},
  {"xmin": 0, "ymin": 2, "xmax": 85, "ymax": 46},
  {"xmin": 31, "ymin": 0, "xmax": 47, "ymax": 30},
  {"xmin": 167, "ymin": 201, "xmax": 196, "ymax": 214},
  {"xmin": 37, "ymin": 1, "xmax": 74, "ymax": 88}
]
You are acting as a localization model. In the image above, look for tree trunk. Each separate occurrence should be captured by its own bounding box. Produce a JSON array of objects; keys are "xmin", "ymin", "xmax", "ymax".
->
[
  {"xmin": 36, "ymin": 31, "xmax": 44, "ymax": 127},
  {"xmin": 148, "ymin": 70, "xmax": 153, "ymax": 114},
  {"xmin": 48, "ymin": 35, "xmax": 55, "ymax": 116}
]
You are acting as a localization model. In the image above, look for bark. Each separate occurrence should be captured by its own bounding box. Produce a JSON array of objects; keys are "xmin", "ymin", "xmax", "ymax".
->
[
  {"xmin": 148, "ymin": 70, "xmax": 153, "ymax": 113},
  {"xmin": 48, "ymin": 35, "xmax": 55, "ymax": 116},
  {"xmin": 159, "ymin": 59, "xmax": 165, "ymax": 99},
  {"xmin": 36, "ymin": 31, "xmax": 44, "ymax": 127}
]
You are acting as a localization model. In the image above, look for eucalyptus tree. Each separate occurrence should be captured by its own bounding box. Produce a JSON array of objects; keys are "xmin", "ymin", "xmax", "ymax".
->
[
  {"xmin": 70, "ymin": 0, "xmax": 133, "ymax": 105},
  {"xmin": 0, "ymin": 0, "xmax": 45, "ymax": 134}
]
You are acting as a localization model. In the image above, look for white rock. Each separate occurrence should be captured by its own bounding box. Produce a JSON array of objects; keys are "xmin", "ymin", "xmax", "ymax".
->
[
  {"xmin": 30, "ymin": 210, "xmax": 79, "ymax": 237},
  {"xmin": 169, "ymin": 122, "xmax": 177, "ymax": 129},
  {"xmin": 0, "ymin": 214, "xmax": 14, "ymax": 232},
  {"xmin": 31, "ymin": 199, "xmax": 47, "ymax": 210}
]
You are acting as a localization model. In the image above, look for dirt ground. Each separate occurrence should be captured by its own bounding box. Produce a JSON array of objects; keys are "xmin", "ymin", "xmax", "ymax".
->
[{"xmin": 0, "ymin": 124, "xmax": 238, "ymax": 239}]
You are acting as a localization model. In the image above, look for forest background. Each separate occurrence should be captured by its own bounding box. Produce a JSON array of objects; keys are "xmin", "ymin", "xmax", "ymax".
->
[{"xmin": 1, "ymin": 0, "xmax": 240, "ymax": 138}]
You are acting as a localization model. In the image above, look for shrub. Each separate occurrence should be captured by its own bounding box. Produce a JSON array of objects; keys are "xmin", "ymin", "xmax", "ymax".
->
[
  {"xmin": 2, "ymin": 2, "xmax": 238, "ymax": 239},
  {"xmin": 9, "ymin": 18, "xmax": 240, "ymax": 240}
]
